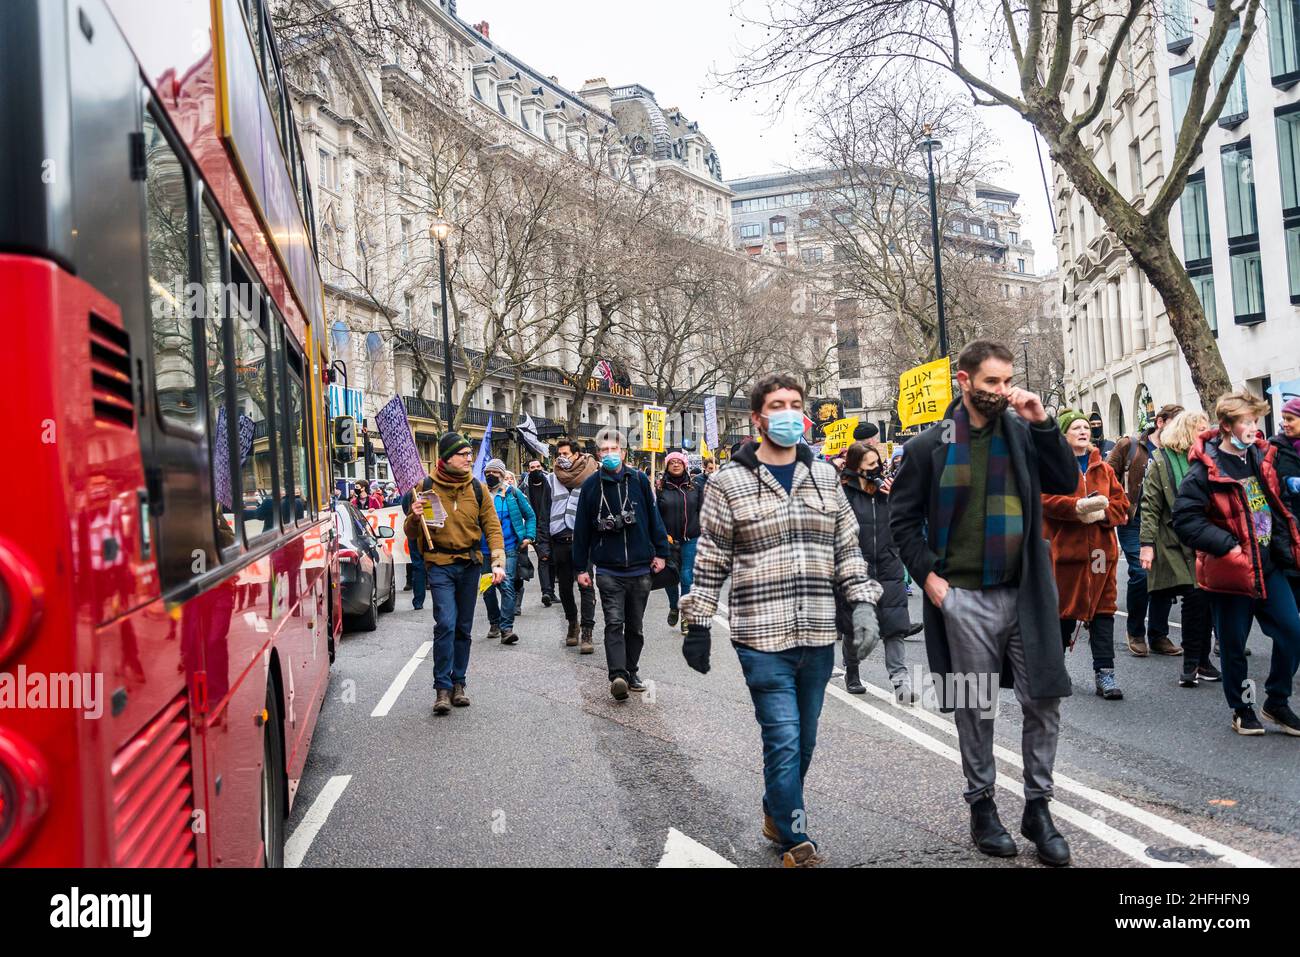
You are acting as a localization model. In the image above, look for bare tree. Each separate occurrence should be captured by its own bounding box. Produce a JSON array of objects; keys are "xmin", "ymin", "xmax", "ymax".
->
[{"xmin": 724, "ymin": 0, "xmax": 1261, "ymax": 408}]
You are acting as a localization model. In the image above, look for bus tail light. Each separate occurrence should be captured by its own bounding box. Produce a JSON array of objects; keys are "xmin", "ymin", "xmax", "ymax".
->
[
  {"xmin": 0, "ymin": 731, "xmax": 49, "ymax": 865},
  {"xmin": 0, "ymin": 541, "xmax": 43, "ymax": 667}
]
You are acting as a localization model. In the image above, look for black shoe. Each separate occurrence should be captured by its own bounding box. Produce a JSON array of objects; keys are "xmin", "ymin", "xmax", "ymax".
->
[
  {"xmin": 1197, "ymin": 661, "xmax": 1222, "ymax": 682},
  {"xmin": 610, "ymin": 677, "xmax": 629, "ymax": 701},
  {"xmin": 667, "ymin": 608, "xmax": 679, "ymax": 627},
  {"xmin": 1232, "ymin": 708, "xmax": 1265, "ymax": 736},
  {"xmin": 845, "ymin": 664, "xmax": 865, "ymax": 694},
  {"xmin": 412, "ymin": 604, "xmax": 424, "ymax": 611},
  {"xmin": 1021, "ymin": 798, "xmax": 1070, "ymax": 866},
  {"xmin": 629, "ymin": 674, "xmax": 648, "ymax": 693},
  {"xmin": 902, "ymin": 622, "xmax": 925, "ymax": 640},
  {"xmin": 402, "ymin": 583, "xmax": 413, "ymax": 592},
  {"xmin": 541, "ymin": 595, "xmax": 554, "ymax": 607},
  {"xmin": 969, "ymin": 797, "xmax": 1018, "ymax": 858},
  {"xmin": 1262, "ymin": 703, "xmax": 1300, "ymax": 736},
  {"xmin": 1178, "ymin": 664, "xmax": 1199, "ymax": 688},
  {"xmin": 501, "ymin": 630, "xmax": 519, "ymax": 645}
]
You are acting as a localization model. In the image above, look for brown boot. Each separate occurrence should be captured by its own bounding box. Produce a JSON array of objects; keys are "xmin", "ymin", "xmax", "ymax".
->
[
  {"xmin": 579, "ymin": 627, "xmax": 594, "ymax": 655},
  {"xmin": 762, "ymin": 814, "xmax": 781, "ymax": 844},
  {"xmin": 451, "ymin": 684, "xmax": 470, "ymax": 707},
  {"xmin": 433, "ymin": 689, "xmax": 452, "ymax": 715},
  {"xmin": 1149, "ymin": 636, "xmax": 1183, "ymax": 656},
  {"xmin": 781, "ymin": 841, "xmax": 825, "ymax": 867},
  {"xmin": 565, "ymin": 619, "xmax": 580, "ymax": 647},
  {"xmin": 1126, "ymin": 635, "xmax": 1149, "ymax": 657}
]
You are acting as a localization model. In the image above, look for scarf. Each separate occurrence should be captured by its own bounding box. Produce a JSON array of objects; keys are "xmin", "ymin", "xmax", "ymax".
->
[
  {"xmin": 1167, "ymin": 448, "xmax": 1191, "ymax": 491},
  {"xmin": 435, "ymin": 459, "xmax": 472, "ymax": 489},
  {"xmin": 935, "ymin": 402, "xmax": 1023, "ymax": 587},
  {"xmin": 555, "ymin": 452, "xmax": 598, "ymax": 490}
]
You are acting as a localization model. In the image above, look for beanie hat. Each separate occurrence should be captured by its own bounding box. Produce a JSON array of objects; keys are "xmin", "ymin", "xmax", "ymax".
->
[
  {"xmin": 438, "ymin": 431, "xmax": 471, "ymax": 462},
  {"xmin": 485, "ymin": 457, "xmax": 507, "ymax": 473},
  {"xmin": 665, "ymin": 451, "xmax": 688, "ymax": 469},
  {"xmin": 853, "ymin": 422, "xmax": 879, "ymax": 441},
  {"xmin": 1057, "ymin": 409, "xmax": 1089, "ymax": 435},
  {"xmin": 1284, "ymin": 396, "xmax": 1300, "ymax": 417}
]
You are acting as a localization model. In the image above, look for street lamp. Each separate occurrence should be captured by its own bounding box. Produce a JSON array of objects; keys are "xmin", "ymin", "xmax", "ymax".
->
[
  {"xmin": 430, "ymin": 211, "xmax": 455, "ymax": 431},
  {"xmin": 918, "ymin": 131, "xmax": 949, "ymax": 360}
]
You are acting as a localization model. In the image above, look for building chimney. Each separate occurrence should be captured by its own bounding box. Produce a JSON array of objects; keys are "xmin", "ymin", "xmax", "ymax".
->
[{"xmin": 474, "ymin": 20, "xmax": 490, "ymax": 39}]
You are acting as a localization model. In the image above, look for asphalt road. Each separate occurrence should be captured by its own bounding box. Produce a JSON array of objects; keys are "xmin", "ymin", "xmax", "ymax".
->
[{"xmin": 287, "ymin": 557, "xmax": 1300, "ymax": 868}]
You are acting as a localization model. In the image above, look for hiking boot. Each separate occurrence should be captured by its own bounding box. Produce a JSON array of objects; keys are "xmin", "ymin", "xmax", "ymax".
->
[
  {"xmin": 969, "ymin": 797, "xmax": 1017, "ymax": 858},
  {"xmin": 1126, "ymin": 635, "xmax": 1149, "ymax": 657},
  {"xmin": 1021, "ymin": 798, "xmax": 1071, "ymax": 867},
  {"xmin": 762, "ymin": 813, "xmax": 781, "ymax": 844},
  {"xmin": 781, "ymin": 841, "xmax": 824, "ymax": 868},
  {"xmin": 610, "ymin": 677, "xmax": 629, "ymax": 701},
  {"xmin": 629, "ymin": 674, "xmax": 648, "ymax": 693},
  {"xmin": 844, "ymin": 664, "xmax": 865, "ymax": 694},
  {"xmin": 1095, "ymin": 668, "xmax": 1123, "ymax": 700},
  {"xmin": 565, "ymin": 619, "xmax": 580, "ymax": 648},
  {"xmin": 1197, "ymin": 661, "xmax": 1222, "ymax": 682},
  {"xmin": 667, "ymin": 607, "xmax": 680, "ymax": 627},
  {"xmin": 1262, "ymin": 703, "xmax": 1300, "ymax": 736},
  {"xmin": 1232, "ymin": 707, "xmax": 1264, "ymax": 736},
  {"xmin": 580, "ymin": 627, "xmax": 594, "ymax": 655},
  {"xmin": 501, "ymin": 630, "xmax": 519, "ymax": 645},
  {"xmin": 486, "ymin": 624, "xmax": 501, "ymax": 641},
  {"xmin": 433, "ymin": 689, "xmax": 452, "ymax": 715},
  {"xmin": 1178, "ymin": 660, "xmax": 1199, "ymax": 688},
  {"xmin": 1149, "ymin": 635, "xmax": 1183, "ymax": 656},
  {"xmin": 450, "ymin": 684, "xmax": 470, "ymax": 707}
]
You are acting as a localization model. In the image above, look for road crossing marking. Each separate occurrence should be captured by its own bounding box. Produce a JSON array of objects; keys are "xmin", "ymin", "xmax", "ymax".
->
[
  {"xmin": 371, "ymin": 640, "xmax": 434, "ymax": 717},
  {"xmin": 658, "ymin": 827, "xmax": 736, "ymax": 868},
  {"xmin": 286, "ymin": 774, "xmax": 352, "ymax": 868}
]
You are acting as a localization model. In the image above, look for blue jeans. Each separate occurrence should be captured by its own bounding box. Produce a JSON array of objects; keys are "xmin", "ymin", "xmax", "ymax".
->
[
  {"xmin": 664, "ymin": 538, "xmax": 698, "ymax": 609},
  {"xmin": 1116, "ymin": 522, "xmax": 1149, "ymax": 637},
  {"xmin": 483, "ymin": 551, "xmax": 518, "ymax": 633},
  {"xmin": 735, "ymin": 643, "xmax": 836, "ymax": 852},
  {"xmin": 409, "ymin": 539, "xmax": 426, "ymax": 610},
  {"xmin": 1210, "ymin": 569, "xmax": 1300, "ymax": 712},
  {"xmin": 427, "ymin": 560, "xmax": 480, "ymax": 690}
]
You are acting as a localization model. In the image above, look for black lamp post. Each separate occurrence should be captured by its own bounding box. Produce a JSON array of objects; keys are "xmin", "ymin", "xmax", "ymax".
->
[
  {"xmin": 919, "ymin": 131, "xmax": 949, "ymax": 360},
  {"xmin": 430, "ymin": 211, "xmax": 455, "ymax": 432}
]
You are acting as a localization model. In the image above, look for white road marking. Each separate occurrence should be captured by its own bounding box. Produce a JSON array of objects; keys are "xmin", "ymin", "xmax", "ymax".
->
[
  {"xmin": 285, "ymin": 774, "xmax": 352, "ymax": 868},
  {"xmin": 847, "ymin": 678, "xmax": 1271, "ymax": 868},
  {"xmin": 371, "ymin": 641, "xmax": 434, "ymax": 718},
  {"xmin": 658, "ymin": 827, "xmax": 736, "ymax": 868}
]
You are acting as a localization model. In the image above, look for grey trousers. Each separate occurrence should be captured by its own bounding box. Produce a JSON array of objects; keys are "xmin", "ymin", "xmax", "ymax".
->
[
  {"xmin": 941, "ymin": 586, "xmax": 1061, "ymax": 805},
  {"xmin": 842, "ymin": 632, "xmax": 909, "ymax": 689}
]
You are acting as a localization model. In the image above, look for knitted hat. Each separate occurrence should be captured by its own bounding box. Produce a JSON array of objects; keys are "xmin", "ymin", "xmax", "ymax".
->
[
  {"xmin": 853, "ymin": 422, "xmax": 879, "ymax": 441},
  {"xmin": 438, "ymin": 431, "xmax": 471, "ymax": 461},
  {"xmin": 665, "ymin": 451, "xmax": 688, "ymax": 469},
  {"xmin": 1284, "ymin": 396, "xmax": 1300, "ymax": 417},
  {"xmin": 1057, "ymin": 409, "xmax": 1089, "ymax": 435},
  {"xmin": 485, "ymin": 457, "xmax": 507, "ymax": 473}
]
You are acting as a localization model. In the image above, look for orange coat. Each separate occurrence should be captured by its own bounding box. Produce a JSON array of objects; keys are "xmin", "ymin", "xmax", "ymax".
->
[{"xmin": 1041, "ymin": 447, "xmax": 1130, "ymax": 621}]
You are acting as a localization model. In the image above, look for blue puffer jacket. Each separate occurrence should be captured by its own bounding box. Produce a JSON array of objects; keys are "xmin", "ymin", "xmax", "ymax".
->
[
  {"xmin": 481, "ymin": 484, "xmax": 536, "ymax": 556},
  {"xmin": 572, "ymin": 466, "xmax": 670, "ymax": 573}
]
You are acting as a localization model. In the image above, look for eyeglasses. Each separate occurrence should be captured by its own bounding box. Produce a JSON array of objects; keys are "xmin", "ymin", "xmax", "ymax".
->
[{"xmin": 451, "ymin": 449, "xmax": 473, "ymax": 458}]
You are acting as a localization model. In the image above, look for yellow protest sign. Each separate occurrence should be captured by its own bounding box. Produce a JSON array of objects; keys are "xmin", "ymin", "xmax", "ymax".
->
[
  {"xmin": 898, "ymin": 358, "xmax": 952, "ymax": 430},
  {"xmin": 642, "ymin": 406, "xmax": 666, "ymax": 453},
  {"xmin": 821, "ymin": 417, "xmax": 859, "ymax": 456}
]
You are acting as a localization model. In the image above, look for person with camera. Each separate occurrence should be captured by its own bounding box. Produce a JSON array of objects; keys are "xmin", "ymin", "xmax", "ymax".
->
[
  {"xmin": 680, "ymin": 374, "xmax": 882, "ymax": 868},
  {"xmin": 657, "ymin": 451, "xmax": 703, "ymax": 635},
  {"xmin": 573, "ymin": 429, "xmax": 670, "ymax": 701}
]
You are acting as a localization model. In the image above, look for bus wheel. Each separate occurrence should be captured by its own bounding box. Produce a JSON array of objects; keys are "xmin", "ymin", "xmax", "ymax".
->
[{"xmin": 261, "ymin": 684, "xmax": 286, "ymax": 868}]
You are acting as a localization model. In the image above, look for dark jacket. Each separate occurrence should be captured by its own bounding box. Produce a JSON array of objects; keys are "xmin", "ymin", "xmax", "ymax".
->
[
  {"xmin": 1270, "ymin": 434, "xmax": 1300, "ymax": 520},
  {"xmin": 837, "ymin": 480, "xmax": 910, "ymax": 640},
  {"xmin": 1172, "ymin": 430, "xmax": 1300, "ymax": 598},
  {"xmin": 572, "ymin": 466, "xmax": 670, "ymax": 574},
  {"xmin": 888, "ymin": 398, "xmax": 1079, "ymax": 710},
  {"xmin": 657, "ymin": 475, "xmax": 702, "ymax": 544},
  {"xmin": 1107, "ymin": 431, "xmax": 1155, "ymax": 523},
  {"xmin": 524, "ymin": 472, "xmax": 553, "ymax": 557}
]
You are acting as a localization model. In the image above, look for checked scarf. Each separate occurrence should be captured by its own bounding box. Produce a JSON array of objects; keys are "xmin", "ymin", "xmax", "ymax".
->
[{"xmin": 935, "ymin": 403, "xmax": 1024, "ymax": 587}]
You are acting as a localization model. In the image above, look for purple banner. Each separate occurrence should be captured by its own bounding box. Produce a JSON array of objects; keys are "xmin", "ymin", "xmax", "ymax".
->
[{"xmin": 377, "ymin": 395, "xmax": 426, "ymax": 494}]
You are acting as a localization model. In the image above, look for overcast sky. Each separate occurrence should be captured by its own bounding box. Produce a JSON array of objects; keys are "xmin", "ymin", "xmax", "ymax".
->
[{"xmin": 460, "ymin": 0, "xmax": 1059, "ymax": 273}]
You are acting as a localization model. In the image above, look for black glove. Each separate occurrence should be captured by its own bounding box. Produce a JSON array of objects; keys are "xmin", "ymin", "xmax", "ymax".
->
[{"xmin": 683, "ymin": 624, "xmax": 711, "ymax": 674}]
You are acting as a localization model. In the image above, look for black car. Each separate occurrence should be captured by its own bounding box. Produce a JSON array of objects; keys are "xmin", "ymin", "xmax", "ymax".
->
[{"xmin": 331, "ymin": 500, "xmax": 396, "ymax": 631}]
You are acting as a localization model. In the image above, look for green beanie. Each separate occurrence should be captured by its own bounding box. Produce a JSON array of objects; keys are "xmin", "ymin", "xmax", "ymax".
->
[{"xmin": 1057, "ymin": 409, "xmax": 1089, "ymax": 435}]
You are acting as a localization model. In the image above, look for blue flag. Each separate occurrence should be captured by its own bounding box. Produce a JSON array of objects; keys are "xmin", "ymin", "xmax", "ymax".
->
[{"xmin": 472, "ymin": 414, "xmax": 494, "ymax": 482}]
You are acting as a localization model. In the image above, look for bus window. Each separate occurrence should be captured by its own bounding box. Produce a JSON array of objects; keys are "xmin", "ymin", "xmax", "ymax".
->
[
  {"xmin": 200, "ymin": 203, "xmax": 237, "ymax": 552},
  {"xmin": 286, "ymin": 357, "xmax": 310, "ymax": 524},
  {"xmin": 143, "ymin": 109, "xmax": 199, "ymax": 429},
  {"xmin": 232, "ymin": 273, "xmax": 277, "ymax": 542}
]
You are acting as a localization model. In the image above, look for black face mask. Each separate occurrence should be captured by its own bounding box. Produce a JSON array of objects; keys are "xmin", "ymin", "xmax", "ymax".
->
[
  {"xmin": 529, "ymin": 471, "xmax": 544, "ymax": 485},
  {"xmin": 969, "ymin": 389, "xmax": 1009, "ymax": 419},
  {"xmin": 863, "ymin": 468, "xmax": 884, "ymax": 483},
  {"xmin": 485, "ymin": 474, "xmax": 501, "ymax": 490}
]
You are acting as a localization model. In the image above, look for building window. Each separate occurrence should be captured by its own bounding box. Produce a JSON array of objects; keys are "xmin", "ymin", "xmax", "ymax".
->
[
  {"xmin": 801, "ymin": 212, "xmax": 821, "ymax": 230},
  {"xmin": 770, "ymin": 216, "xmax": 787, "ymax": 235},
  {"xmin": 801, "ymin": 247, "xmax": 824, "ymax": 265},
  {"xmin": 987, "ymin": 223, "xmax": 998, "ymax": 239},
  {"xmin": 1287, "ymin": 224, "xmax": 1300, "ymax": 302},
  {"xmin": 1167, "ymin": 0, "xmax": 1193, "ymax": 51},
  {"xmin": 952, "ymin": 220, "xmax": 966, "ymax": 233},
  {"xmin": 1170, "ymin": 62, "xmax": 1195, "ymax": 135},
  {"xmin": 1221, "ymin": 142, "xmax": 1258, "ymax": 240},
  {"xmin": 1017, "ymin": 258, "xmax": 1026, "ymax": 273},
  {"xmin": 318, "ymin": 148, "xmax": 338, "ymax": 190},
  {"xmin": 740, "ymin": 222, "xmax": 762, "ymax": 240},
  {"xmin": 1278, "ymin": 105, "xmax": 1300, "ymax": 215},
  {"xmin": 1179, "ymin": 172, "xmax": 1213, "ymax": 264},
  {"xmin": 1270, "ymin": 0, "xmax": 1300, "ymax": 84},
  {"xmin": 1216, "ymin": 22, "xmax": 1250, "ymax": 125},
  {"xmin": 833, "ymin": 208, "xmax": 852, "ymax": 226},
  {"xmin": 1191, "ymin": 272, "xmax": 1217, "ymax": 334},
  {"xmin": 1230, "ymin": 249, "xmax": 1265, "ymax": 323},
  {"xmin": 1010, "ymin": 230, "xmax": 1019, "ymax": 244},
  {"xmin": 839, "ymin": 387, "xmax": 862, "ymax": 409}
]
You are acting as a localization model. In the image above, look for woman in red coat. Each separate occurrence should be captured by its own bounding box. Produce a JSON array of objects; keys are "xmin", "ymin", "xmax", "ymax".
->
[{"xmin": 1042, "ymin": 410, "xmax": 1131, "ymax": 700}]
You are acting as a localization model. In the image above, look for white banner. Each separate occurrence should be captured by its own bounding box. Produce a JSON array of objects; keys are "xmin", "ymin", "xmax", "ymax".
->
[{"xmin": 704, "ymin": 396, "xmax": 719, "ymax": 452}]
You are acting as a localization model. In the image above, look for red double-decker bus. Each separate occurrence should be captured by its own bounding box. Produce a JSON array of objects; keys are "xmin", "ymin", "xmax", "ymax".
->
[{"xmin": 0, "ymin": 0, "xmax": 340, "ymax": 866}]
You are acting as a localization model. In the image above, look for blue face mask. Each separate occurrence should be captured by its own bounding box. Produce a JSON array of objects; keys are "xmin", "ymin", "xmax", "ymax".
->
[
  {"xmin": 602, "ymin": 454, "xmax": 623, "ymax": 471},
  {"xmin": 763, "ymin": 409, "xmax": 805, "ymax": 448},
  {"xmin": 1229, "ymin": 433, "xmax": 1252, "ymax": 451}
]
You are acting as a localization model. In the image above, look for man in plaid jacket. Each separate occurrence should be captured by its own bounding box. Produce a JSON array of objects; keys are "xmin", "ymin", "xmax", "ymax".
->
[{"xmin": 681, "ymin": 373, "xmax": 883, "ymax": 868}]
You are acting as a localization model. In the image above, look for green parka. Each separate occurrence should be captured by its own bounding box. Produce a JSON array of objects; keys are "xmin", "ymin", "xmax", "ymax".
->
[{"xmin": 1138, "ymin": 448, "xmax": 1196, "ymax": 593}]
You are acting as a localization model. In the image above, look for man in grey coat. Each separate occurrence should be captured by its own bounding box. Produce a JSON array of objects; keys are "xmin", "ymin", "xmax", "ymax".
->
[{"xmin": 889, "ymin": 340, "xmax": 1078, "ymax": 866}]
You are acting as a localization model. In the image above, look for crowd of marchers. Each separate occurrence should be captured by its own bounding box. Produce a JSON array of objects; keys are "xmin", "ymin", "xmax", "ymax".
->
[{"xmin": 348, "ymin": 338, "xmax": 1300, "ymax": 868}]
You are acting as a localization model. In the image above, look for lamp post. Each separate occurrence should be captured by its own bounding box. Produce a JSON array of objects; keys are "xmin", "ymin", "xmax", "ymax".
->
[
  {"xmin": 1022, "ymin": 339, "xmax": 1031, "ymax": 395},
  {"xmin": 919, "ymin": 131, "xmax": 949, "ymax": 360},
  {"xmin": 430, "ymin": 212, "xmax": 455, "ymax": 432}
]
